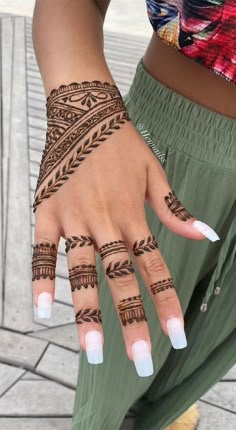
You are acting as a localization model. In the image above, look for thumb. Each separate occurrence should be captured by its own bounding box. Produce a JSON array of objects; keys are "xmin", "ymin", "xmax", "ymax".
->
[{"xmin": 146, "ymin": 161, "xmax": 220, "ymax": 242}]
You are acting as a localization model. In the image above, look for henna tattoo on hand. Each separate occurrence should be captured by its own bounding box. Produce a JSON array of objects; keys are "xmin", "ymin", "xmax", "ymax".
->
[
  {"xmin": 99, "ymin": 240, "xmax": 128, "ymax": 260},
  {"xmin": 118, "ymin": 294, "xmax": 147, "ymax": 326},
  {"xmin": 75, "ymin": 308, "xmax": 102, "ymax": 325},
  {"xmin": 150, "ymin": 278, "xmax": 175, "ymax": 295},
  {"xmin": 106, "ymin": 259, "xmax": 134, "ymax": 279},
  {"xmin": 32, "ymin": 242, "xmax": 57, "ymax": 281},
  {"xmin": 65, "ymin": 235, "xmax": 94, "ymax": 253},
  {"xmin": 164, "ymin": 191, "xmax": 192, "ymax": 221},
  {"xmin": 132, "ymin": 235, "xmax": 158, "ymax": 256},
  {"xmin": 33, "ymin": 80, "xmax": 130, "ymax": 212},
  {"xmin": 69, "ymin": 264, "xmax": 98, "ymax": 292}
]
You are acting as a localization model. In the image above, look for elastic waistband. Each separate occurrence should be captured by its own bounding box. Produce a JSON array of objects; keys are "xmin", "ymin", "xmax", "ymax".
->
[{"xmin": 124, "ymin": 58, "xmax": 236, "ymax": 171}]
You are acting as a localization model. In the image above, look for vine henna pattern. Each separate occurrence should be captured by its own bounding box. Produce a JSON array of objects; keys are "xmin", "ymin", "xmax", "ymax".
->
[
  {"xmin": 69, "ymin": 264, "xmax": 98, "ymax": 292},
  {"xmin": 118, "ymin": 294, "xmax": 147, "ymax": 326},
  {"xmin": 106, "ymin": 259, "xmax": 135, "ymax": 279},
  {"xmin": 75, "ymin": 308, "xmax": 102, "ymax": 325},
  {"xmin": 99, "ymin": 240, "xmax": 128, "ymax": 260},
  {"xmin": 150, "ymin": 278, "xmax": 175, "ymax": 295},
  {"xmin": 164, "ymin": 191, "xmax": 192, "ymax": 221},
  {"xmin": 32, "ymin": 242, "xmax": 57, "ymax": 281},
  {"xmin": 65, "ymin": 235, "xmax": 94, "ymax": 253},
  {"xmin": 132, "ymin": 235, "xmax": 158, "ymax": 256},
  {"xmin": 33, "ymin": 80, "xmax": 130, "ymax": 212}
]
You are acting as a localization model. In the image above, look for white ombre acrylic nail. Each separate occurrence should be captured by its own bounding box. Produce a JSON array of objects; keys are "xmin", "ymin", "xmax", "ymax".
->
[
  {"xmin": 85, "ymin": 330, "xmax": 103, "ymax": 364},
  {"xmin": 166, "ymin": 317, "xmax": 187, "ymax": 349},
  {"xmin": 131, "ymin": 340, "xmax": 153, "ymax": 377},
  {"xmin": 37, "ymin": 292, "xmax": 53, "ymax": 318},
  {"xmin": 192, "ymin": 220, "xmax": 220, "ymax": 242}
]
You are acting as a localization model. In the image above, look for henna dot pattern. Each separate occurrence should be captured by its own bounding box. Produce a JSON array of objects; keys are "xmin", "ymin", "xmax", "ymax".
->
[
  {"xmin": 32, "ymin": 242, "xmax": 57, "ymax": 281},
  {"xmin": 132, "ymin": 235, "xmax": 158, "ymax": 256},
  {"xmin": 118, "ymin": 294, "xmax": 147, "ymax": 326},
  {"xmin": 69, "ymin": 264, "xmax": 98, "ymax": 292},
  {"xmin": 164, "ymin": 191, "xmax": 192, "ymax": 221},
  {"xmin": 99, "ymin": 240, "xmax": 128, "ymax": 260},
  {"xmin": 33, "ymin": 81, "xmax": 130, "ymax": 212},
  {"xmin": 150, "ymin": 278, "xmax": 175, "ymax": 295}
]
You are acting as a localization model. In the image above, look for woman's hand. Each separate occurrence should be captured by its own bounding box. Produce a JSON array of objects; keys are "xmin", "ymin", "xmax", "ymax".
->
[{"xmin": 32, "ymin": 81, "xmax": 219, "ymax": 377}]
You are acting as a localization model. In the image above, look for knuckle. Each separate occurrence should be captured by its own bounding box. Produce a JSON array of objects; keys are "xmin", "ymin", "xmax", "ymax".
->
[
  {"xmin": 112, "ymin": 273, "xmax": 136, "ymax": 289},
  {"xmin": 142, "ymin": 254, "xmax": 166, "ymax": 277},
  {"xmin": 156, "ymin": 291, "xmax": 176, "ymax": 305}
]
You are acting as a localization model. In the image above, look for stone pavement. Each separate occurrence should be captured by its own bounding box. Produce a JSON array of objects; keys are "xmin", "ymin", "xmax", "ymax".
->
[{"xmin": 0, "ymin": 12, "xmax": 235, "ymax": 430}]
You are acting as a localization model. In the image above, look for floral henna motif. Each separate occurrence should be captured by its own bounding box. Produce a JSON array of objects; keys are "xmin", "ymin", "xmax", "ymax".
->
[
  {"xmin": 118, "ymin": 294, "xmax": 147, "ymax": 326},
  {"xmin": 150, "ymin": 278, "xmax": 175, "ymax": 295},
  {"xmin": 75, "ymin": 308, "xmax": 102, "ymax": 325},
  {"xmin": 132, "ymin": 235, "xmax": 158, "ymax": 256},
  {"xmin": 69, "ymin": 264, "xmax": 98, "ymax": 292},
  {"xmin": 65, "ymin": 235, "xmax": 94, "ymax": 253},
  {"xmin": 164, "ymin": 191, "xmax": 192, "ymax": 221},
  {"xmin": 99, "ymin": 240, "xmax": 128, "ymax": 260},
  {"xmin": 33, "ymin": 80, "xmax": 130, "ymax": 212},
  {"xmin": 106, "ymin": 259, "xmax": 134, "ymax": 279},
  {"xmin": 32, "ymin": 242, "xmax": 57, "ymax": 281}
]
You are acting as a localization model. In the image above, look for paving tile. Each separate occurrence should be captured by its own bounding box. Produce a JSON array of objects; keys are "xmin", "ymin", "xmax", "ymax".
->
[
  {"xmin": 197, "ymin": 400, "xmax": 236, "ymax": 429},
  {"xmin": 0, "ymin": 328, "xmax": 48, "ymax": 368},
  {"xmin": 0, "ymin": 363, "xmax": 25, "ymax": 396},
  {"xmin": 34, "ymin": 301, "xmax": 75, "ymax": 327},
  {"xmin": 30, "ymin": 323, "xmax": 79, "ymax": 352},
  {"xmin": 221, "ymin": 364, "xmax": 236, "ymax": 380},
  {"xmin": 0, "ymin": 418, "xmax": 72, "ymax": 430},
  {"xmin": 0, "ymin": 380, "xmax": 75, "ymax": 415},
  {"xmin": 201, "ymin": 381, "xmax": 236, "ymax": 412},
  {"xmin": 36, "ymin": 343, "xmax": 79, "ymax": 387},
  {"xmin": 54, "ymin": 276, "xmax": 73, "ymax": 305},
  {"xmin": 21, "ymin": 371, "xmax": 46, "ymax": 380}
]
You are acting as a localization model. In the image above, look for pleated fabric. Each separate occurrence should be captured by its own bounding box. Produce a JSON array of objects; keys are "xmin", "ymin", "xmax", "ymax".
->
[{"xmin": 71, "ymin": 58, "xmax": 236, "ymax": 430}]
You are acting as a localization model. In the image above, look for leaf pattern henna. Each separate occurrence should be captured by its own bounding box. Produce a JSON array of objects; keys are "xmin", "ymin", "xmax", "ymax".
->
[
  {"xmin": 106, "ymin": 259, "xmax": 134, "ymax": 279},
  {"xmin": 33, "ymin": 81, "xmax": 130, "ymax": 212},
  {"xmin": 164, "ymin": 191, "xmax": 192, "ymax": 221},
  {"xmin": 75, "ymin": 308, "xmax": 102, "ymax": 324},
  {"xmin": 32, "ymin": 242, "xmax": 57, "ymax": 281},
  {"xmin": 65, "ymin": 235, "xmax": 94, "ymax": 253},
  {"xmin": 132, "ymin": 235, "xmax": 158, "ymax": 256}
]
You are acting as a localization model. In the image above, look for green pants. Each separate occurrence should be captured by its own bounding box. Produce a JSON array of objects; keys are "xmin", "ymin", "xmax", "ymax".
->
[{"xmin": 71, "ymin": 58, "xmax": 236, "ymax": 430}]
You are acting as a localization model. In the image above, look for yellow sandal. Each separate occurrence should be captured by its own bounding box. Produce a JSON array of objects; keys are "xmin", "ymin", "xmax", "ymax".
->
[{"xmin": 164, "ymin": 403, "xmax": 200, "ymax": 430}]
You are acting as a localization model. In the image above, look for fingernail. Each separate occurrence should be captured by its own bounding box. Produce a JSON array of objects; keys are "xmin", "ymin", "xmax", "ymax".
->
[
  {"xmin": 166, "ymin": 317, "xmax": 187, "ymax": 349},
  {"xmin": 37, "ymin": 292, "xmax": 53, "ymax": 318},
  {"xmin": 131, "ymin": 340, "xmax": 153, "ymax": 377},
  {"xmin": 192, "ymin": 220, "xmax": 220, "ymax": 242},
  {"xmin": 85, "ymin": 330, "xmax": 103, "ymax": 364}
]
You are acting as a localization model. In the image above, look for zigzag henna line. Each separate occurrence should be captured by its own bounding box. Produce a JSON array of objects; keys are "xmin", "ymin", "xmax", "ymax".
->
[
  {"xmin": 164, "ymin": 191, "xmax": 192, "ymax": 221},
  {"xmin": 69, "ymin": 264, "xmax": 98, "ymax": 292},
  {"xmin": 118, "ymin": 294, "xmax": 147, "ymax": 326},
  {"xmin": 150, "ymin": 278, "xmax": 175, "ymax": 295},
  {"xmin": 106, "ymin": 259, "xmax": 134, "ymax": 279},
  {"xmin": 99, "ymin": 240, "xmax": 128, "ymax": 260},
  {"xmin": 32, "ymin": 242, "xmax": 57, "ymax": 281},
  {"xmin": 65, "ymin": 235, "xmax": 94, "ymax": 254},
  {"xmin": 75, "ymin": 308, "xmax": 102, "ymax": 325},
  {"xmin": 132, "ymin": 235, "xmax": 158, "ymax": 256}
]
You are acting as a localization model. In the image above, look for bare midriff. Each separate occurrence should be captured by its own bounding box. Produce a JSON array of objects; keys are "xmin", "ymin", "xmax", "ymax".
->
[{"xmin": 142, "ymin": 33, "xmax": 236, "ymax": 120}]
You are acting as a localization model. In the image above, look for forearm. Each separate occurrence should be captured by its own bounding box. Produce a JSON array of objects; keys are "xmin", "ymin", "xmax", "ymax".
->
[{"xmin": 32, "ymin": 0, "xmax": 114, "ymax": 96}]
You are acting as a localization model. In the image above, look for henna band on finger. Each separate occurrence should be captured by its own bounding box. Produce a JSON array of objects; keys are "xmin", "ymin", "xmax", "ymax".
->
[
  {"xmin": 65, "ymin": 235, "xmax": 94, "ymax": 253},
  {"xmin": 164, "ymin": 191, "xmax": 192, "ymax": 221},
  {"xmin": 75, "ymin": 308, "xmax": 102, "ymax": 325},
  {"xmin": 33, "ymin": 80, "xmax": 130, "ymax": 212},
  {"xmin": 98, "ymin": 240, "xmax": 128, "ymax": 260},
  {"xmin": 150, "ymin": 278, "xmax": 175, "ymax": 295},
  {"xmin": 132, "ymin": 235, "xmax": 158, "ymax": 256},
  {"xmin": 69, "ymin": 264, "xmax": 98, "ymax": 292},
  {"xmin": 118, "ymin": 294, "xmax": 147, "ymax": 326},
  {"xmin": 106, "ymin": 259, "xmax": 134, "ymax": 279},
  {"xmin": 32, "ymin": 242, "xmax": 57, "ymax": 281}
]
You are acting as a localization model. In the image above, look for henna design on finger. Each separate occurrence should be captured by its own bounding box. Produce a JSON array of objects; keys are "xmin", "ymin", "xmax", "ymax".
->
[
  {"xmin": 75, "ymin": 308, "xmax": 102, "ymax": 324},
  {"xmin": 106, "ymin": 259, "xmax": 134, "ymax": 279},
  {"xmin": 164, "ymin": 191, "xmax": 192, "ymax": 221},
  {"xmin": 132, "ymin": 235, "xmax": 158, "ymax": 256},
  {"xmin": 99, "ymin": 240, "xmax": 128, "ymax": 260},
  {"xmin": 118, "ymin": 294, "xmax": 147, "ymax": 326},
  {"xmin": 150, "ymin": 278, "xmax": 175, "ymax": 295},
  {"xmin": 32, "ymin": 242, "xmax": 57, "ymax": 281},
  {"xmin": 69, "ymin": 264, "xmax": 98, "ymax": 291},
  {"xmin": 33, "ymin": 80, "xmax": 130, "ymax": 212},
  {"xmin": 65, "ymin": 235, "xmax": 94, "ymax": 253}
]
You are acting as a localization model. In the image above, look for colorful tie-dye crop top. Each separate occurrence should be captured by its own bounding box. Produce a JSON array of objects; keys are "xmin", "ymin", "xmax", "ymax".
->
[{"xmin": 146, "ymin": 0, "xmax": 236, "ymax": 83}]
